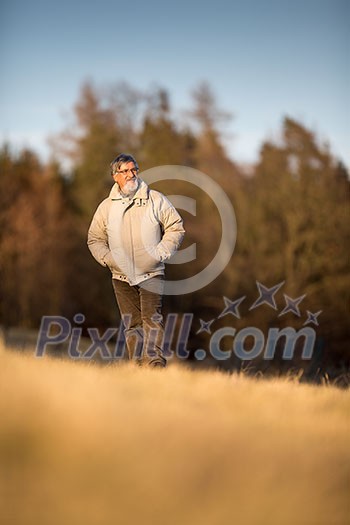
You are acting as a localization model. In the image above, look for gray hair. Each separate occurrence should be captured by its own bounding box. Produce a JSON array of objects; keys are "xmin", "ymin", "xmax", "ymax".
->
[{"xmin": 110, "ymin": 153, "xmax": 139, "ymax": 176}]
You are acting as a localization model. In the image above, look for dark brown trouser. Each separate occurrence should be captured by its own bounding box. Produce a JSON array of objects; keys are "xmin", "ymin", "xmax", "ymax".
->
[{"xmin": 112, "ymin": 276, "xmax": 166, "ymax": 367}]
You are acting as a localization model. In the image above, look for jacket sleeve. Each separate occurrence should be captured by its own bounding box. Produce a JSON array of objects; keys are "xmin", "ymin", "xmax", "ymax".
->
[
  {"xmin": 153, "ymin": 193, "xmax": 185, "ymax": 261},
  {"xmin": 87, "ymin": 200, "xmax": 114, "ymax": 267}
]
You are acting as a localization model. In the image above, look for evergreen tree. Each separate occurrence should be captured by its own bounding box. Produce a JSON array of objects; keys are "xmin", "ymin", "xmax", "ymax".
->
[
  {"xmin": 138, "ymin": 87, "xmax": 197, "ymax": 169},
  {"xmin": 245, "ymin": 117, "xmax": 350, "ymax": 367}
]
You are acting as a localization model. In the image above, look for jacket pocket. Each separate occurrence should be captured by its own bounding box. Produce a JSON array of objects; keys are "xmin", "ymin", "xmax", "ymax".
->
[
  {"xmin": 134, "ymin": 245, "xmax": 162, "ymax": 274},
  {"xmin": 104, "ymin": 250, "xmax": 123, "ymax": 273}
]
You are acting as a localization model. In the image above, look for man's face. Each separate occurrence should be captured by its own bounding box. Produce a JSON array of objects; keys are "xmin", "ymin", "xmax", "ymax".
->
[{"xmin": 113, "ymin": 161, "xmax": 139, "ymax": 195}]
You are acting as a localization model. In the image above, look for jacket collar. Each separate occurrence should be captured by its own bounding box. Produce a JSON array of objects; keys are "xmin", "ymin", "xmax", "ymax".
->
[{"xmin": 109, "ymin": 178, "xmax": 149, "ymax": 201}]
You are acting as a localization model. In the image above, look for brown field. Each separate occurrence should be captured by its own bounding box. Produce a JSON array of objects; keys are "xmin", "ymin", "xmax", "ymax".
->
[{"xmin": 0, "ymin": 343, "xmax": 349, "ymax": 525}]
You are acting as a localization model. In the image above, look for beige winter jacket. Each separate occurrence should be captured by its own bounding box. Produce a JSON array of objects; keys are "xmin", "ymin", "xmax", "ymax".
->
[{"xmin": 87, "ymin": 179, "xmax": 185, "ymax": 285}]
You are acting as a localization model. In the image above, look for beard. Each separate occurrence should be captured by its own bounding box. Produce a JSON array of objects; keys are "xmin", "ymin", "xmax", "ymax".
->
[{"xmin": 121, "ymin": 178, "xmax": 139, "ymax": 196}]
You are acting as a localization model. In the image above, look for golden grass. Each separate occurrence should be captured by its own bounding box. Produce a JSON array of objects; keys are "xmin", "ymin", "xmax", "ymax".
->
[{"xmin": 0, "ymin": 345, "xmax": 349, "ymax": 525}]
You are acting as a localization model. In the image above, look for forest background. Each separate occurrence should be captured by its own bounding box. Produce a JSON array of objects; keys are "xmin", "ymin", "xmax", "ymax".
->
[{"xmin": 0, "ymin": 80, "xmax": 349, "ymax": 379}]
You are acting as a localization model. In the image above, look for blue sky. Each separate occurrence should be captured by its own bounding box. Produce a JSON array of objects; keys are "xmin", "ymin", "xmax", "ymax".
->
[{"xmin": 1, "ymin": 0, "xmax": 349, "ymax": 168}]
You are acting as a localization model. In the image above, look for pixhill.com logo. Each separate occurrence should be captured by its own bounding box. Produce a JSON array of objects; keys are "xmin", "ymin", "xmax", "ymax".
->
[{"xmin": 35, "ymin": 280, "xmax": 321, "ymax": 362}]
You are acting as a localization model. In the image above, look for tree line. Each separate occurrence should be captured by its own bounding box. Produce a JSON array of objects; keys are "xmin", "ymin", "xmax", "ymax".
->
[{"xmin": 0, "ymin": 81, "xmax": 349, "ymax": 377}]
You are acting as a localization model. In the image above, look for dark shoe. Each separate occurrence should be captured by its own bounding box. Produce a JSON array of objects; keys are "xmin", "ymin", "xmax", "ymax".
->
[{"xmin": 149, "ymin": 360, "xmax": 166, "ymax": 368}]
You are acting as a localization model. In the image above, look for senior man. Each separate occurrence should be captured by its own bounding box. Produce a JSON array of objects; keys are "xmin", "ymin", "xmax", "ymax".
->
[{"xmin": 87, "ymin": 153, "xmax": 185, "ymax": 367}]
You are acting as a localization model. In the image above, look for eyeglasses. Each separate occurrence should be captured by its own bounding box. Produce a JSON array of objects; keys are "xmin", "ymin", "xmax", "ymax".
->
[{"xmin": 116, "ymin": 168, "xmax": 139, "ymax": 177}]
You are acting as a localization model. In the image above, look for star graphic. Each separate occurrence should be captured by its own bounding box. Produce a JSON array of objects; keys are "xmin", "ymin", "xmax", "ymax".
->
[
  {"xmin": 249, "ymin": 281, "xmax": 285, "ymax": 311},
  {"xmin": 278, "ymin": 294, "xmax": 306, "ymax": 317},
  {"xmin": 196, "ymin": 319, "xmax": 215, "ymax": 334},
  {"xmin": 303, "ymin": 310, "xmax": 322, "ymax": 326},
  {"xmin": 218, "ymin": 296, "xmax": 246, "ymax": 319}
]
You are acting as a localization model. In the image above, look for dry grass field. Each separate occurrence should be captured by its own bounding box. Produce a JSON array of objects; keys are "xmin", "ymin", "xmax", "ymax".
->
[{"xmin": 0, "ymin": 343, "xmax": 349, "ymax": 525}]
